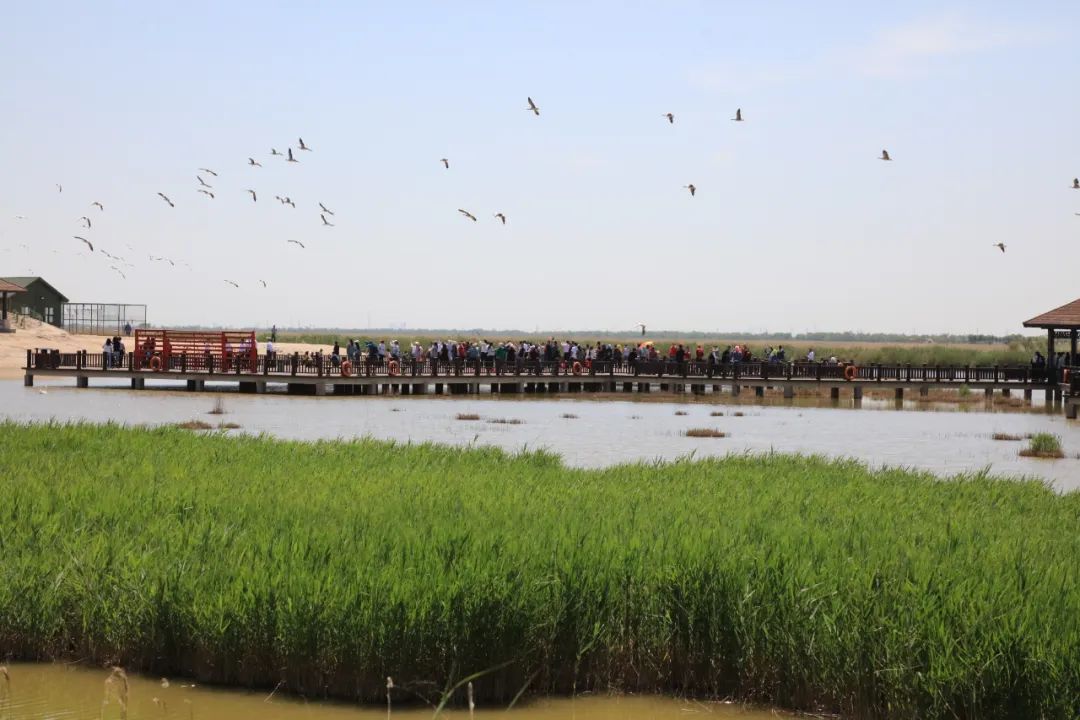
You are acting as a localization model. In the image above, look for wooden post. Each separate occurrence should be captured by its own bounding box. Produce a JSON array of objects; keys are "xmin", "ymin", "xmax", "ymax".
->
[{"xmin": 1048, "ymin": 329, "xmax": 1055, "ymax": 384}]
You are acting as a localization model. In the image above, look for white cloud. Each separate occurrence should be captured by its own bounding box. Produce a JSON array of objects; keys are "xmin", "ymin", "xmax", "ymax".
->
[{"xmin": 856, "ymin": 13, "xmax": 1051, "ymax": 77}]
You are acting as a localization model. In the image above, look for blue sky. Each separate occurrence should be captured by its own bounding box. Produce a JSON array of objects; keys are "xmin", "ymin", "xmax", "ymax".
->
[{"xmin": 2, "ymin": 2, "xmax": 1077, "ymax": 334}]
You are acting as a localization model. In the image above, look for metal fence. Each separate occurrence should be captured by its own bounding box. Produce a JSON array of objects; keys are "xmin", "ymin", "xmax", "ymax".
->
[{"xmin": 62, "ymin": 303, "xmax": 148, "ymax": 335}]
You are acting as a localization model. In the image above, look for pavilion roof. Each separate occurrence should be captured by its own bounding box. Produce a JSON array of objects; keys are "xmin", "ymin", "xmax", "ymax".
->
[
  {"xmin": 1023, "ymin": 298, "xmax": 1080, "ymax": 329},
  {"xmin": 0, "ymin": 279, "xmax": 27, "ymax": 294}
]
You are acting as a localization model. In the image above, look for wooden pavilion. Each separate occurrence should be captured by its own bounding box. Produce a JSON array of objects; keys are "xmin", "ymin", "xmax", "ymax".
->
[{"xmin": 1023, "ymin": 297, "xmax": 1080, "ymax": 364}]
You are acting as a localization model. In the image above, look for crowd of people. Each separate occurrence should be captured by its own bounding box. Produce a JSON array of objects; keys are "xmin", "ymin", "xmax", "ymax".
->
[
  {"xmin": 1031, "ymin": 351, "xmax": 1075, "ymax": 382},
  {"xmin": 301, "ymin": 338, "xmax": 842, "ymax": 372}
]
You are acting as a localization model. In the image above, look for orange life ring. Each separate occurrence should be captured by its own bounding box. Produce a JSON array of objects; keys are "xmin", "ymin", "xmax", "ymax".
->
[
  {"xmin": 388, "ymin": 360, "xmax": 400, "ymax": 376},
  {"xmin": 340, "ymin": 360, "xmax": 352, "ymax": 377},
  {"xmin": 844, "ymin": 364, "xmax": 857, "ymax": 381},
  {"xmin": 149, "ymin": 355, "xmax": 163, "ymax": 372},
  {"xmin": 572, "ymin": 361, "xmax": 583, "ymax": 376}
]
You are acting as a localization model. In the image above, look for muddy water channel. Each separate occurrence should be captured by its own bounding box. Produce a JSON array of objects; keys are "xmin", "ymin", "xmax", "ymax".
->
[
  {"xmin": 2, "ymin": 379, "xmax": 1079, "ymax": 491},
  {"xmin": 0, "ymin": 663, "xmax": 780, "ymax": 720}
]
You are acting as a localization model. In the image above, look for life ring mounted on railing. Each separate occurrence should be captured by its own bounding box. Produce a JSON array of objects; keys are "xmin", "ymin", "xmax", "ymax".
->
[
  {"xmin": 149, "ymin": 355, "xmax": 163, "ymax": 372},
  {"xmin": 388, "ymin": 360, "xmax": 400, "ymax": 376},
  {"xmin": 571, "ymin": 361, "xmax": 583, "ymax": 376},
  {"xmin": 843, "ymin": 364, "xmax": 857, "ymax": 381},
  {"xmin": 340, "ymin": 360, "xmax": 352, "ymax": 377}
]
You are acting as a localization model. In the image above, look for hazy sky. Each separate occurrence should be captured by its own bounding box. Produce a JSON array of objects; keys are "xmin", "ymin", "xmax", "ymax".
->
[{"xmin": 2, "ymin": 2, "xmax": 1078, "ymax": 335}]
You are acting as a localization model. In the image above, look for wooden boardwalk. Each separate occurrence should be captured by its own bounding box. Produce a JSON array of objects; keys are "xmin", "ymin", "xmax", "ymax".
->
[{"xmin": 22, "ymin": 348, "xmax": 1074, "ymax": 410}]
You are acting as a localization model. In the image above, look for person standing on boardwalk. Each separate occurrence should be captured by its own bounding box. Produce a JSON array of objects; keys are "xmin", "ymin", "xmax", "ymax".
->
[{"xmin": 103, "ymin": 338, "xmax": 113, "ymax": 369}]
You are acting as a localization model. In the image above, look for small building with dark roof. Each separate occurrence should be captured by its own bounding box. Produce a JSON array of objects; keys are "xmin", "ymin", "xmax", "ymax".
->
[
  {"xmin": 0, "ymin": 276, "xmax": 69, "ymax": 328},
  {"xmin": 0, "ymin": 278, "xmax": 27, "ymax": 332}
]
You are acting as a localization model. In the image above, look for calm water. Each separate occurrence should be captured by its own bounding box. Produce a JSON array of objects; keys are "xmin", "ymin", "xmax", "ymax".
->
[
  {"xmin": 0, "ymin": 663, "xmax": 780, "ymax": 720},
  {"xmin": 2, "ymin": 379, "xmax": 1078, "ymax": 491}
]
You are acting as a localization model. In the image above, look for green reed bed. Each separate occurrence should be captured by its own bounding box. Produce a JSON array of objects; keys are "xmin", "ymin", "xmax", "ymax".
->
[{"xmin": 0, "ymin": 422, "xmax": 1077, "ymax": 719}]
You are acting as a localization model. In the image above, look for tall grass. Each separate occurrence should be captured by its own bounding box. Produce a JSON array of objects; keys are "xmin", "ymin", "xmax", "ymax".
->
[{"xmin": 0, "ymin": 423, "xmax": 1078, "ymax": 719}]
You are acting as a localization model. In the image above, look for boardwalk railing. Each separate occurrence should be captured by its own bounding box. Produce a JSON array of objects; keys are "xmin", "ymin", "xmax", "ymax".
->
[{"xmin": 25, "ymin": 349, "xmax": 1061, "ymax": 385}]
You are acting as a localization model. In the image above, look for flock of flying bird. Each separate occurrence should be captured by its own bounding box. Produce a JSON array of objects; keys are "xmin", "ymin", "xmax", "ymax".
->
[
  {"xmin": 24, "ymin": 137, "xmax": 337, "ymax": 287},
  {"xmin": 9, "ymin": 98, "xmax": 1080, "ymax": 288}
]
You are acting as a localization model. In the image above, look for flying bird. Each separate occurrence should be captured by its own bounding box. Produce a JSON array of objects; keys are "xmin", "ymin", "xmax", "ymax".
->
[
  {"xmin": 1073, "ymin": 178, "xmax": 1079, "ymax": 189},
  {"xmin": 732, "ymin": 108, "xmax": 743, "ymax": 122},
  {"xmin": 197, "ymin": 189, "xmax": 215, "ymax": 199},
  {"xmin": 248, "ymin": 157, "xmax": 262, "ymax": 167},
  {"xmin": 79, "ymin": 216, "xmax": 91, "ymax": 228},
  {"xmin": 440, "ymin": 158, "xmax": 450, "ymax": 169},
  {"xmin": 639, "ymin": 324, "xmax": 646, "ymax": 336},
  {"xmin": 91, "ymin": 201, "xmax": 104, "ymax": 211},
  {"xmin": 259, "ymin": 279, "xmax": 267, "ymax": 288},
  {"xmin": 880, "ymin": 149, "xmax": 892, "ymax": 161},
  {"xmin": 526, "ymin": 97, "xmax": 540, "ymax": 116},
  {"xmin": 197, "ymin": 175, "xmax": 212, "ymax": 188},
  {"xmin": 663, "ymin": 112, "xmax": 674, "ymax": 124},
  {"xmin": 287, "ymin": 239, "xmax": 306, "ymax": 248},
  {"xmin": 321, "ymin": 214, "xmax": 334, "ymax": 226},
  {"xmin": 287, "ymin": 148, "xmax": 299, "ymax": 163},
  {"xmin": 298, "ymin": 137, "xmax": 311, "ymax": 151},
  {"xmin": 684, "ymin": 184, "xmax": 696, "ymax": 197},
  {"xmin": 224, "ymin": 280, "xmax": 239, "ymax": 288},
  {"xmin": 458, "ymin": 209, "xmax": 478, "ymax": 221},
  {"xmin": 109, "ymin": 266, "xmax": 126, "ymax": 279},
  {"xmin": 74, "ymin": 236, "xmax": 93, "ymax": 252},
  {"xmin": 56, "ymin": 184, "xmax": 62, "ymax": 193},
  {"xmin": 13, "ymin": 215, "xmax": 26, "ymax": 220},
  {"xmin": 199, "ymin": 168, "xmax": 218, "ymax": 177},
  {"xmin": 284, "ymin": 197, "xmax": 295, "ymax": 208},
  {"xmin": 494, "ymin": 213, "xmax": 507, "ymax": 224},
  {"xmin": 271, "ymin": 148, "xmax": 283, "ymax": 156},
  {"xmin": 319, "ymin": 202, "xmax": 334, "ymax": 215},
  {"xmin": 993, "ymin": 243, "xmax": 1006, "ymax": 253},
  {"xmin": 246, "ymin": 189, "xmax": 257, "ymax": 202},
  {"xmin": 157, "ymin": 192, "xmax": 174, "ymax": 207}
]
